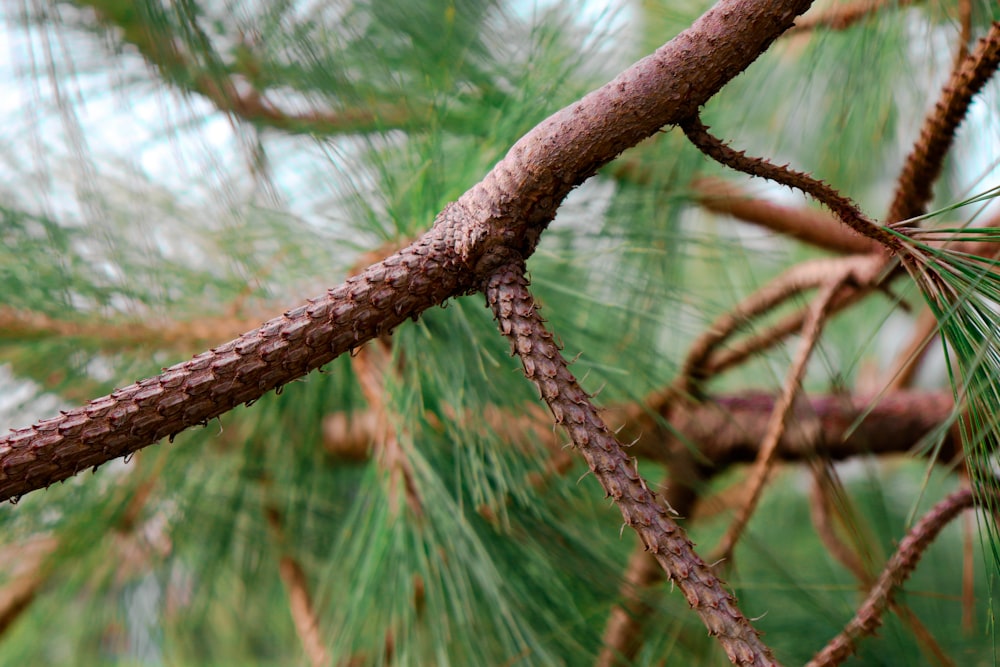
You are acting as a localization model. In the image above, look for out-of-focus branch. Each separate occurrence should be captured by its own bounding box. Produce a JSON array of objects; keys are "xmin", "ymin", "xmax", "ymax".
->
[
  {"xmin": 0, "ymin": 536, "xmax": 58, "ymax": 636},
  {"xmin": 327, "ymin": 389, "xmax": 960, "ymax": 473},
  {"xmin": 788, "ymin": 0, "xmax": 918, "ymax": 34},
  {"xmin": 692, "ymin": 177, "xmax": 876, "ymax": 255},
  {"xmin": 713, "ymin": 273, "xmax": 851, "ymax": 561},
  {"xmin": 75, "ymin": 0, "xmax": 416, "ymax": 135},
  {"xmin": 807, "ymin": 487, "xmax": 980, "ymax": 667},
  {"xmin": 265, "ymin": 506, "xmax": 330, "ymax": 667}
]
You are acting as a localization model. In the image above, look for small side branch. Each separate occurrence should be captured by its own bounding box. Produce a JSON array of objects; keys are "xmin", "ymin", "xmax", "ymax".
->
[
  {"xmin": 485, "ymin": 259, "xmax": 779, "ymax": 667},
  {"xmin": 692, "ymin": 177, "xmax": 876, "ymax": 255},
  {"xmin": 680, "ymin": 117, "xmax": 899, "ymax": 252},
  {"xmin": 788, "ymin": 0, "xmax": 918, "ymax": 34},
  {"xmin": 807, "ymin": 488, "xmax": 980, "ymax": 667},
  {"xmin": 887, "ymin": 22, "xmax": 1000, "ymax": 223},
  {"xmin": 713, "ymin": 275, "xmax": 846, "ymax": 561},
  {"xmin": 265, "ymin": 506, "xmax": 330, "ymax": 667},
  {"xmin": 671, "ymin": 254, "xmax": 883, "ymax": 403}
]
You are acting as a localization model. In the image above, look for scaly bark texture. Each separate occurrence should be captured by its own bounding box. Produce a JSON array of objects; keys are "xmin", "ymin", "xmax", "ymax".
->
[
  {"xmin": 807, "ymin": 488, "xmax": 978, "ymax": 667},
  {"xmin": 886, "ymin": 22, "xmax": 1000, "ymax": 224},
  {"xmin": 0, "ymin": 0, "xmax": 815, "ymax": 502},
  {"xmin": 485, "ymin": 260, "xmax": 778, "ymax": 667}
]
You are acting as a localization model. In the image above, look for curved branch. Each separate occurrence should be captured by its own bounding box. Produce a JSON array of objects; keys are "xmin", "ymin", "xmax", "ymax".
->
[
  {"xmin": 0, "ymin": 0, "xmax": 815, "ymax": 502},
  {"xmin": 713, "ymin": 275, "xmax": 846, "ymax": 560},
  {"xmin": 486, "ymin": 260, "xmax": 778, "ymax": 667},
  {"xmin": 680, "ymin": 117, "xmax": 899, "ymax": 251},
  {"xmin": 807, "ymin": 488, "xmax": 980, "ymax": 667},
  {"xmin": 692, "ymin": 177, "xmax": 877, "ymax": 255}
]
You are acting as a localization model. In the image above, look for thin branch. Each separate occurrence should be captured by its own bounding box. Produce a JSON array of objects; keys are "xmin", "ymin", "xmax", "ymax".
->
[
  {"xmin": 952, "ymin": 0, "xmax": 973, "ymax": 70},
  {"xmin": 886, "ymin": 22, "xmax": 1000, "ymax": 223},
  {"xmin": 788, "ymin": 0, "xmax": 918, "ymax": 34},
  {"xmin": 0, "ymin": 536, "xmax": 58, "ymax": 636},
  {"xmin": 713, "ymin": 274, "xmax": 847, "ymax": 561},
  {"xmin": 692, "ymin": 177, "xmax": 877, "ymax": 255},
  {"xmin": 486, "ymin": 259, "xmax": 779, "ymax": 667},
  {"xmin": 265, "ymin": 506, "xmax": 330, "ymax": 667},
  {"xmin": 679, "ymin": 117, "xmax": 900, "ymax": 251},
  {"xmin": 668, "ymin": 254, "xmax": 882, "ymax": 403},
  {"xmin": 806, "ymin": 487, "xmax": 980, "ymax": 667},
  {"xmin": 809, "ymin": 465, "xmax": 870, "ymax": 582},
  {"xmin": 701, "ymin": 282, "xmax": 868, "ymax": 378},
  {"xmin": 76, "ymin": 0, "xmax": 416, "ymax": 135},
  {"xmin": 0, "ymin": 0, "xmax": 816, "ymax": 502},
  {"xmin": 809, "ymin": 466, "xmax": 957, "ymax": 667}
]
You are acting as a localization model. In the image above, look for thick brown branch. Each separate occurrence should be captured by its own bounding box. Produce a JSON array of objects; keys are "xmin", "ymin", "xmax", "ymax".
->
[
  {"xmin": 328, "ymin": 389, "xmax": 960, "ymax": 472},
  {"xmin": 0, "ymin": 0, "xmax": 815, "ymax": 502},
  {"xmin": 807, "ymin": 488, "xmax": 980, "ymax": 667},
  {"xmin": 486, "ymin": 260, "xmax": 778, "ymax": 667},
  {"xmin": 887, "ymin": 22, "xmax": 1000, "ymax": 223}
]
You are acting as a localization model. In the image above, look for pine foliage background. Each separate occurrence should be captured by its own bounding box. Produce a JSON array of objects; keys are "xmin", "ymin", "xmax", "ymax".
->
[{"xmin": 1, "ymin": 1, "xmax": 1000, "ymax": 665}]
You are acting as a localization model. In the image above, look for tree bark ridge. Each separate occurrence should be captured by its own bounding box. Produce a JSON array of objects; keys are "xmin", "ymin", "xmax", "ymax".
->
[{"xmin": 0, "ymin": 0, "xmax": 814, "ymax": 501}]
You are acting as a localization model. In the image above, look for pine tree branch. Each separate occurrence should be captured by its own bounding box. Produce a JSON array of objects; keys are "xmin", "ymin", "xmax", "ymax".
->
[
  {"xmin": 668, "ymin": 254, "xmax": 883, "ymax": 402},
  {"xmin": 485, "ymin": 259, "xmax": 778, "ymax": 667},
  {"xmin": 712, "ymin": 274, "xmax": 846, "ymax": 561},
  {"xmin": 680, "ymin": 117, "xmax": 899, "ymax": 251},
  {"xmin": 808, "ymin": 466, "xmax": 958, "ymax": 667},
  {"xmin": 265, "ymin": 505, "xmax": 330, "ymax": 667},
  {"xmin": 788, "ymin": 0, "xmax": 919, "ymax": 34},
  {"xmin": 886, "ymin": 22, "xmax": 1000, "ymax": 224},
  {"xmin": 692, "ymin": 177, "xmax": 877, "ymax": 255},
  {"xmin": 0, "ymin": 0, "xmax": 816, "ymax": 502},
  {"xmin": 596, "ymin": 451, "xmax": 705, "ymax": 667},
  {"xmin": 806, "ymin": 487, "xmax": 981, "ymax": 667},
  {"xmin": 75, "ymin": 0, "xmax": 417, "ymax": 135}
]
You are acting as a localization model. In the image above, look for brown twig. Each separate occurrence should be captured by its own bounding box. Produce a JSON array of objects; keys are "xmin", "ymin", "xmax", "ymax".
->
[
  {"xmin": 952, "ymin": 0, "xmax": 973, "ymax": 70},
  {"xmin": 713, "ymin": 270, "xmax": 854, "ymax": 561},
  {"xmin": 807, "ymin": 487, "xmax": 980, "ymax": 667},
  {"xmin": 0, "ymin": 536, "xmax": 58, "ymax": 636},
  {"xmin": 788, "ymin": 0, "xmax": 918, "ymax": 34},
  {"xmin": 692, "ymin": 177, "xmax": 877, "ymax": 255},
  {"xmin": 809, "ymin": 465, "xmax": 871, "ymax": 582},
  {"xmin": 679, "ymin": 117, "xmax": 900, "ymax": 252},
  {"xmin": 809, "ymin": 467, "xmax": 957, "ymax": 667},
  {"xmin": 265, "ymin": 506, "xmax": 330, "ymax": 667},
  {"xmin": 701, "ymin": 282, "xmax": 868, "ymax": 378},
  {"xmin": 886, "ymin": 22, "xmax": 1000, "ymax": 224},
  {"xmin": 665, "ymin": 254, "xmax": 883, "ymax": 404},
  {"xmin": 486, "ymin": 259, "xmax": 779, "ymax": 667},
  {"xmin": 78, "ymin": 0, "xmax": 416, "ymax": 135}
]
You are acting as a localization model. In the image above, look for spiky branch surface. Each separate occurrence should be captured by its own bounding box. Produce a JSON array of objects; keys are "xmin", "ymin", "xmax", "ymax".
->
[
  {"xmin": 485, "ymin": 260, "xmax": 778, "ymax": 667},
  {"xmin": 0, "ymin": 0, "xmax": 815, "ymax": 502}
]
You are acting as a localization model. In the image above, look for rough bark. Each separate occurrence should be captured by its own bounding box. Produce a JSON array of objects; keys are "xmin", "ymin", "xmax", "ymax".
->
[
  {"xmin": 486, "ymin": 260, "xmax": 778, "ymax": 667},
  {"xmin": 0, "ymin": 0, "xmax": 814, "ymax": 502}
]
